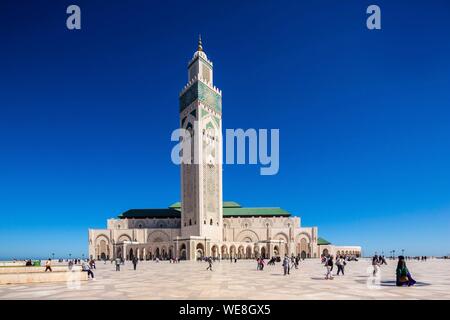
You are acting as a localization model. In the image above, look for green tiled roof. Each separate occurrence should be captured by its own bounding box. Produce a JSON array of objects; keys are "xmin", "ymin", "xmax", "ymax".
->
[
  {"xmin": 119, "ymin": 208, "xmax": 181, "ymax": 219},
  {"xmin": 223, "ymin": 207, "xmax": 290, "ymax": 217},
  {"xmin": 223, "ymin": 201, "xmax": 242, "ymax": 208},
  {"xmin": 119, "ymin": 202, "xmax": 290, "ymax": 219},
  {"xmin": 317, "ymin": 237, "xmax": 331, "ymax": 245}
]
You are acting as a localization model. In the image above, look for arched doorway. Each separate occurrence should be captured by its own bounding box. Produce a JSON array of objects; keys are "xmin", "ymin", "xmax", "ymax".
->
[
  {"xmin": 180, "ymin": 244, "xmax": 187, "ymax": 260},
  {"xmin": 129, "ymin": 248, "xmax": 134, "ymax": 261},
  {"xmin": 221, "ymin": 245, "xmax": 228, "ymax": 259},
  {"xmin": 274, "ymin": 246, "xmax": 279, "ymax": 256},
  {"xmin": 238, "ymin": 245, "xmax": 245, "ymax": 259},
  {"xmin": 261, "ymin": 246, "xmax": 267, "ymax": 259},
  {"xmin": 246, "ymin": 246, "xmax": 252, "ymax": 259},
  {"xmin": 196, "ymin": 243, "xmax": 204, "ymax": 260},
  {"xmin": 229, "ymin": 245, "xmax": 236, "ymax": 259},
  {"xmin": 301, "ymin": 251, "xmax": 307, "ymax": 259},
  {"xmin": 155, "ymin": 247, "xmax": 160, "ymax": 259},
  {"xmin": 211, "ymin": 245, "xmax": 219, "ymax": 258},
  {"xmin": 254, "ymin": 246, "xmax": 259, "ymax": 258}
]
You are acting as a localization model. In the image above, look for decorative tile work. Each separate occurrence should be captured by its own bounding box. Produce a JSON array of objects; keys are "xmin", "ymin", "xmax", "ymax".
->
[{"xmin": 180, "ymin": 81, "xmax": 222, "ymax": 114}]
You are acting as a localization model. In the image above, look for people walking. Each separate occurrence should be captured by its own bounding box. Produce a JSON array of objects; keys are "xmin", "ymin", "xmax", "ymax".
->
[
  {"xmin": 336, "ymin": 255, "xmax": 345, "ymax": 276},
  {"xmin": 132, "ymin": 255, "xmax": 139, "ymax": 270},
  {"xmin": 68, "ymin": 259, "xmax": 74, "ymax": 271},
  {"xmin": 282, "ymin": 255, "xmax": 290, "ymax": 275},
  {"xmin": 89, "ymin": 259, "xmax": 96, "ymax": 270},
  {"xmin": 396, "ymin": 256, "xmax": 416, "ymax": 286},
  {"xmin": 82, "ymin": 261, "xmax": 95, "ymax": 279},
  {"xmin": 206, "ymin": 257, "xmax": 213, "ymax": 271},
  {"xmin": 44, "ymin": 259, "xmax": 52, "ymax": 272},
  {"xmin": 372, "ymin": 255, "xmax": 380, "ymax": 276},
  {"xmin": 115, "ymin": 257, "xmax": 121, "ymax": 271},
  {"xmin": 259, "ymin": 257, "xmax": 265, "ymax": 270},
  {"xmin": 325, "ymin": 255, "xmax": 334, "ymax": 280}
]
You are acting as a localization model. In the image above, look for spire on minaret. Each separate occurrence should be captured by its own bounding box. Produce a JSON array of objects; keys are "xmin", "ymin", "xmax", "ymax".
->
[{"xmin": 198, "ymin": 34, "xmax": 203, "ymax": 52}]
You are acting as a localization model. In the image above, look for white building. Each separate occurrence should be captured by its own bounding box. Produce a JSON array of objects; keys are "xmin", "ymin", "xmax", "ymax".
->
[{"xmin": 88, "ymin": 38, "xmax": 361, "ymax": 261}]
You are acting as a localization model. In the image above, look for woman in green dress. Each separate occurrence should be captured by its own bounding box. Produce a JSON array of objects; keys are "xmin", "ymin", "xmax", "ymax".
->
[{"xmin": 396, "ymin": 256, "xmax": 416, "ymax": 286}]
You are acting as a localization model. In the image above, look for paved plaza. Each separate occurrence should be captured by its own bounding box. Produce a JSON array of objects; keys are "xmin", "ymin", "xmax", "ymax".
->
[{"xmin": 1, "ymin": 259, "xmax": 449, "ymax": 300}]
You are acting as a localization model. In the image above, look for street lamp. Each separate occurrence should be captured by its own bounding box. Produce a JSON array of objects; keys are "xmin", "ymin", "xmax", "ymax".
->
[
  {"xmin": 52, "ymin": 253, "xmax": 55, "ymax": 260},
  {"xmin": 393, "ymin": 250, "xmax": 396, "ymax": 259},
  {"xmin": 69, "ymin": 253, "xmax": 72, "ymax": 260},
  {"xmin": 401, "ymin": 249, "xmax": 405, "ymax": 257},
  {"xmin": 176, "ymin": 236, "xmax": 179, "ymax": 261}
]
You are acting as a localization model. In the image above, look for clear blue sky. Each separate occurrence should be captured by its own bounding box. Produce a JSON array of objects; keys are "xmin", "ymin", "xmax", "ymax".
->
[{"xmin": 0, "ymin": 0, "xmax": 449, "ymax": 259}]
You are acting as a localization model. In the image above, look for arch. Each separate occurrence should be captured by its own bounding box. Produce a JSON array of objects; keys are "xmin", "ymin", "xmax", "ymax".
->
[
  {"xmin": 229, "ymin": 245, "xmax": 236, "ymax": 258},
  {"xmin": 246, "ymin": 245, "xmax": 252, "ymax": 259},
  {"xmin": 221, "ymin": 245, "xmax": 228, "ymax": 258},
  {"xmin": 117, "ymin": 234, "xmax": 132, "ymax": 243},
  {"xmin": 253, "ymin": 245, "xmax": 260, "ymax": 258},
  {"xmin": 147, "ymin": 230, "xmax": 170, "ymax": 243},
  {"xmin": 146, "ymin": 247, "xmax": 152, "ymax": 260},
  {"xmin": 273, "ymin": 232, "xmax": 289, "ymax": 243},
  {"xmin": 179, "ymin": 243, "xmax": 187, "ymax": 260},
  {"xmin": 295, "ymin": 232, "xmax": 312, "ymax": 243},
  {"xmin": 211, "ymin": 245, "xmax": 219, "ymax": 258},
  {"xmin": 261, "ymin": 246, "xmax": 267, "ymax": 259},
  {"xmin": 196, "ymin": 243, "xmax": 204, "ymax": 260},
  {"xmin": 273, "ymin": 245, "xmax": 279, "ymax": 256},
  {"xmin": 95, "ymin": 235, "xmax": 110, "ymax": 260},
  {"xmin": 129, "ymin": 248, "xmax": 134, "ymax": 260},
  {"xmin": 236, "ymin": 229, "xmax": 259, "ymax": 243},
  {"xmin": 238, "ymin": 245, "xmax": 245, "ymax": 259}
]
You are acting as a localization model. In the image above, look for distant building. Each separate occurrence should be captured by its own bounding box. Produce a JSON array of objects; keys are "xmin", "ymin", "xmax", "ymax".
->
[{"xmin": 88, "ymin": 38, "xmax": 361, "ymax": 261}]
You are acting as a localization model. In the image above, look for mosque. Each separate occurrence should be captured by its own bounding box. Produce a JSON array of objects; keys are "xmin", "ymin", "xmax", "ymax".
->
[{"xmin": 88, "ymin": 38, "xmax": 361, "ymax": 261}]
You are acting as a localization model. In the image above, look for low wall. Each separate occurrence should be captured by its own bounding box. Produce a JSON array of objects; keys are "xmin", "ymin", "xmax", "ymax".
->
[
  {"xmin": 0, "ymin": 269, "xmax": 88, "ymax": 285},
  {"xmin": 0, "ymin": 266, "xmax": 81, "ymax": 274}
]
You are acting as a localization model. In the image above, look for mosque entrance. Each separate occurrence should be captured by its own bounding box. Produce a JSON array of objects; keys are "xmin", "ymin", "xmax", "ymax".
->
[{"xmin": 301, "ymin": 251, "xmax": 307, "ymax": 260}]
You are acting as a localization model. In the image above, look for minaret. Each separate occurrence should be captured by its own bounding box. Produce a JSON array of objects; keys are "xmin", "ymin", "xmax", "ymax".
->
[{"xmin": 179, "ymin": 36, "xmax": 223, "ymax": 243}]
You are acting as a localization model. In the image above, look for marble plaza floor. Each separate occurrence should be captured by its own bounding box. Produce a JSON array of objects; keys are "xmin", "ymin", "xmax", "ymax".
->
[{"xmin": 1, "ymin": 258, "xmax": 449, "ymax": 300}]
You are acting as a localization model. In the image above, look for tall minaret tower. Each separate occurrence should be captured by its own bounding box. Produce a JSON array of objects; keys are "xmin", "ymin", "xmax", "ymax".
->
[{"xmin": 179, "ymin": 36, "xmax": 223, "ymax": 243}]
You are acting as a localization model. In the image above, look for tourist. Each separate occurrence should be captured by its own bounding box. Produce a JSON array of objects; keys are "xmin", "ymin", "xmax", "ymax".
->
[
  {"xmin": 89, "ymin": 259, "xmax": 96, "ymax": 269},
  {"xmin": 259, "ymin": 257, "xmax": 265, "ymax": 270},
  {"xmin": 372, "ymin": 255, "xmax": 380, "ymax": 276},
  {"xmin": 132, "ymin": 255, "xmax": 139, "ymax": 270},
  {"xmin": 336, "ymin": 255, "xmax": 345, "ymax": 276},
  {"xmin": 115, "ymin": 257, "xmax": 121, "ymax": 271},
  {"xmin": 68, "ymin": 260, "xmax": 74, "ymax": 271},
  {"xmin": 206, "ymin": 256, "xmax": 213, "ymax": 271},
  {"xmin": 325, "ymin": 255, "xmax": 334, "ymax": 280},
  {"xmin": 396, "ymin": 256, "xmax": 416, "ymax": 287},
  {"xmin": 282, "ymin": 254, "xmax": 290, "ymax": 275},
  {"xmin": 82, "ymin": 261, "xmax": 94, "ymax": 279},
  {"xmin": 45, "ymin": 259, "xmax": 52, "ymax": 272}
]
